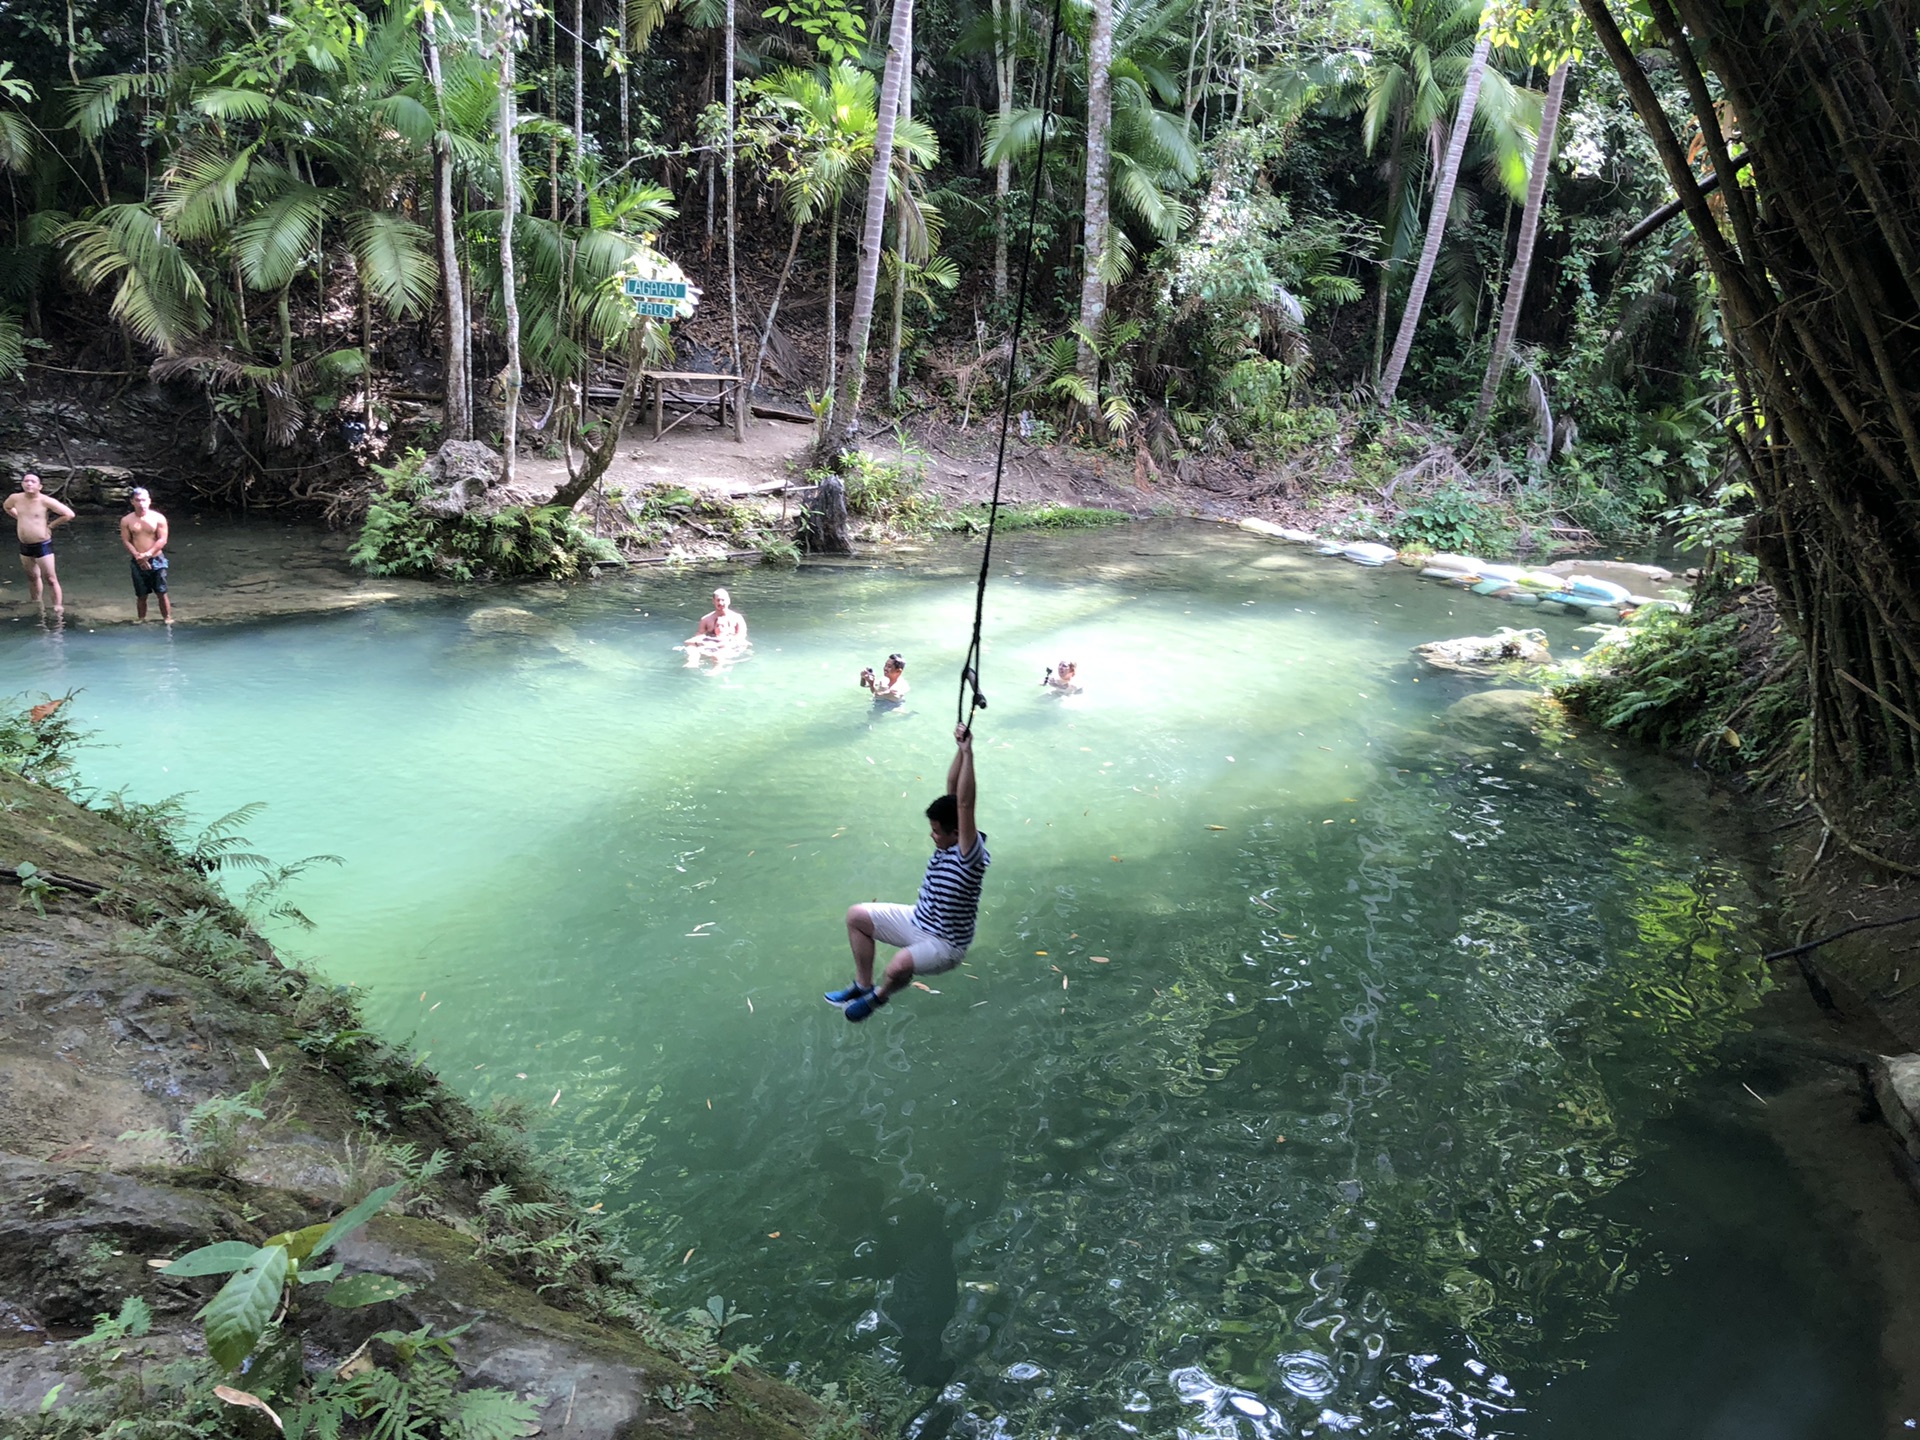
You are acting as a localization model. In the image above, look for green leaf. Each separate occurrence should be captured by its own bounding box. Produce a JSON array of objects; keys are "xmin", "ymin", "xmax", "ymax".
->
[
  {"xmin": 444, "ymin": 1386, "xmax": 540, "ymax": 1440},
  {"xmin": 265, "ymin": 1222, "xmax": 333, "ymax": 1262},
  {"xmin": 15, "ymin": 861, "xmax": 37, "ymax": 879},
  {"xmin": 202, "ymin": 1243, "xmax": 288, "ymax": 1371},
  {"xmin": 160, "ymin": 1241, "xmax": 264, "ymax": 1278},
  {"xmin": 294, "ymin": 1262, "xmax": 342, "ymax": 1285},
  {"xmin": 310, "ymin": 1182, "xmax": 402, "ymax": 1259},
  {"xmin": 322, "ymin": 1272, "xmax": 413, "ymax": 1308}
]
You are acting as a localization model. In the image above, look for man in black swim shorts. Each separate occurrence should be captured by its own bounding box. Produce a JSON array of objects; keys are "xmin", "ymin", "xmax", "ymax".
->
[
  {"xmin": 4, "ymin": 473, "xmax": 73, "ymax": 612},
  {"xmin": 120, "ymin": 486, "xmax": 172, "ymax": 622}
]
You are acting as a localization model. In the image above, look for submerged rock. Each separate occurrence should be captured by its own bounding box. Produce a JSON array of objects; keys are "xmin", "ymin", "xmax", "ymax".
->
[{"xmin": 466, "ymin": 604, "xmax": 554, "ymax": 635}]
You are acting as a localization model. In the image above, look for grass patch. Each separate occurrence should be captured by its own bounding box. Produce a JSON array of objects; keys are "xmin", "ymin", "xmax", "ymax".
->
[{"xmin": 944, "ymin": 502, "xmax": 1129, "ymax": 532}]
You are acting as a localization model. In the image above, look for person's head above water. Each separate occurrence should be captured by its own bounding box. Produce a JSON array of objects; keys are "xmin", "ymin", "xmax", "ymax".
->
[
  {"xmin": 129, "ymin": 486, "xmax": 152, "ymax": 513},
  {"xmin": 1058, "ymin": 659, "xmax": 1075, "ymax": 675},
  {"xmin": 19, "ymin": 473, "xmax": 40, "ymax": 494},
  {"xmin": 712, "ymin": 587, "xmax": 731, "ymax": 611},
  {"xmin": 884, "ymin": 653, "xmax": 904, "ymax": 676},
  {"xmin": 925, "ymin": 792, "xmax": 959, "ymax": 848}
]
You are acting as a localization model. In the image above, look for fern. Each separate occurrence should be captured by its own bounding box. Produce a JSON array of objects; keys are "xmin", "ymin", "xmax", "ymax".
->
[{"xmin": 444, "ymin": 1387, "xmax": 539, "ymax": 1440}]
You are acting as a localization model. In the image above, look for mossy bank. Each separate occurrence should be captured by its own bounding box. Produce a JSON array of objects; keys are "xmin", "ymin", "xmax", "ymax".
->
[{"xmin": 0, "ymin": 740, "xmax": 869, "ymax": 1440}]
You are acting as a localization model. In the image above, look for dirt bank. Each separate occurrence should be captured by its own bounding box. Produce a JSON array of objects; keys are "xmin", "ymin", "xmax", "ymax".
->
[{"xmin": 0, "ymin": 763, "xmax": 864, "ymax": 1438}]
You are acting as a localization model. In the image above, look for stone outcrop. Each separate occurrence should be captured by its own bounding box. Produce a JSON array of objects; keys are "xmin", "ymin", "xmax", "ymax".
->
[{"xmin": 0, "ymin": 766, "xmax": 854, "ymax": 1439}]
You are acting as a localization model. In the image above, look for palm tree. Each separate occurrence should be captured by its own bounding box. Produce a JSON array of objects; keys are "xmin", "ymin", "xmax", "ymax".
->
[
  {"xmin": 1348, "ymin": 0, "xmax": 1536, "ymax": 379},
  {"xmin": 984, "ymin": 0, "xmax": 1200, "ymax": 259},
  {"xmin": 741, "ymin": 64, "xmax": 935, "ymax": 393},
  {"xmin": 496, "ymin": 0, "xmax": 525, "ymax": 486},
  {"xmin": 827, "ymin": 0, "xmax": 927, "ymax": 446},
  {"xmin": 1378, "ymin": 10, "xmax": 1493, "ymax": 405},
  {"xmin": 1473, "ymin": 58, "xmax": 1570, "ymax": 427},
  {"xmin": 1075, "ymin": 0, "xmax": 1114, "ymax": 398}
]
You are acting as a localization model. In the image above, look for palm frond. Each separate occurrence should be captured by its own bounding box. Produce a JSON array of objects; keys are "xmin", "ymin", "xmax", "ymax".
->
[
  {"xmin": 0, "ymin": 309, "xmax": 25, "ymax": 379},
  {"xmin": 67, "ymin": 72, "xmax": 159, "ymax": 140},
  {"xmin": 348, "ymin": 210, "xmax": 436, "ymax": 317},
  {"xmin": 0, "ymin": 111, "xmax": 33, "ymax": 173},
  {"xmin": 371, "ymin": 93, "xmax": 437, "ymax": 149},
  {"xmin": 234, "ymin": 186, "xmax": 328, "ymax": 291},
  {"xmin": 57, "ymin": 205, "xmax": 210, "ymax": 352},
  {"xmin": 158, "ymin": 143, "xmax": 258, "ymax": 243},
  {"xmin": 626, "ymin": 0, "xmax": 679, "ymax": 50}
]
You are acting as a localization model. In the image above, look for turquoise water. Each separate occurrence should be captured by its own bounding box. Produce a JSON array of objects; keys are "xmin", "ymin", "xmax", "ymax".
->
[{"xmin": 3, "ymin": 521, "xmax": 1887, "ymax": 1437}]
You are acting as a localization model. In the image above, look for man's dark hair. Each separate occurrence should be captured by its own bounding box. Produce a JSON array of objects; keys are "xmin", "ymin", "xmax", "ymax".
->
[
  {"xmin": 925, "ymin": 793, "xmax": 959, "ymax": 832},
  {"xmin": 887, "ymin": 653, "xmax": 905, "ymax": 670}
]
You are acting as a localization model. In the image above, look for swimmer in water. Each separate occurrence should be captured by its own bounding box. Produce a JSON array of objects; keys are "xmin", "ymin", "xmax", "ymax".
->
[
  {"xmin": 860, "ymin": 653, "xmax": 909, "ymax": 704},
  {"xmin": 681, "ymin": 586, "xmax": 748, "ymax": 665},
  {"xmin": 1042, "ymin": 659, "xmax": 1079, "ymax": 694}
]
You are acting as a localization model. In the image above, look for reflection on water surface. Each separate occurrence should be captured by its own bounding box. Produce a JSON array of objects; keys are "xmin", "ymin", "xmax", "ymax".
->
[{"xmin": 1, "ymin": 520, "xmax": 1885, "ymax": 1437}]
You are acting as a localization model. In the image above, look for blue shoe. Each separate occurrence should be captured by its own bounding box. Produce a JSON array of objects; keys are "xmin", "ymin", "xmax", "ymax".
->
[
  {"xmin": 844, "ymin": 993, "xmax": 889, "ymax": 1022},
  {"xmin": 825, "ymin": 983, "xmax": 873, "ymax": 1006}
]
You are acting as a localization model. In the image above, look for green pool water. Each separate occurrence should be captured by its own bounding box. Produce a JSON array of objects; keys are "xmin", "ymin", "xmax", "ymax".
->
[{"xmin": 3, "ymin": 521, "xmax": 1890, "ymax": 1437}]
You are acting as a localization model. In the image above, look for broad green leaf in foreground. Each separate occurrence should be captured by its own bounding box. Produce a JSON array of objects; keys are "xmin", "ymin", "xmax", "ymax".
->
[{"xmin": 202, "ymin": 1244, "xmax": 289, "ymax": 1371}]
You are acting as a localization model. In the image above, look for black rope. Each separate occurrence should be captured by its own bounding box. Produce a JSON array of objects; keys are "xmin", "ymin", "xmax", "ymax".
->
[{"xmin": 958, "ymin": 0, "xmax": 1069, "ymax": 731}]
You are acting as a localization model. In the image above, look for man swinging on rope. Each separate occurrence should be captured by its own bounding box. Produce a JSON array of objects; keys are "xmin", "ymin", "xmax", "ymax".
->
[{"xmin": 827, "ymin": 725, "xmax": 989, "ymax": 1022}]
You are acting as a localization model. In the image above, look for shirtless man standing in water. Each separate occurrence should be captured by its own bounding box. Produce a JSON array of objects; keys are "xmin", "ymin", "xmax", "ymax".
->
[
  {"xmin": 5, "ymin": 474, "xmax": 74, "ymax": 612},
  {"xmin": 682, "ymin": 587, "xmax": 746, "ymax": 664},
  {"xmin": 120, "ymin": 487, "xmax": 172, "ymax": 622}
]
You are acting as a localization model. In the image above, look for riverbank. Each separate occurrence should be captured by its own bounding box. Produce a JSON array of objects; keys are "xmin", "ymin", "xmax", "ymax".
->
[{"xmin": 0, "ymin": 756, "xmax": 865, "ymax": 1438}]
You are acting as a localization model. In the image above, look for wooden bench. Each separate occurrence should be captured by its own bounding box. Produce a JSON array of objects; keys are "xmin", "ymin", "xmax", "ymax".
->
[{"xmin": 640, "ymin": 370, "xmax": 747, "ymax": 442}]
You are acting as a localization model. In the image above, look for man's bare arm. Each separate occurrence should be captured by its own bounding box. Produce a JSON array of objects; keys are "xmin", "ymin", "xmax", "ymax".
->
[
  {"xmin": 120, "ymin": 518, "xmax": 140, "ymax": 559},
  {"xmin": 951, "ymin": 727, "xmax": 978, "ymax": 855},
  {"xmin": 151, "ymin": 514, "xmax": 169, "ymax": 555},
  {"xmin": 47, "ymin": 497, "xmax": 75, "ymax": 526}
]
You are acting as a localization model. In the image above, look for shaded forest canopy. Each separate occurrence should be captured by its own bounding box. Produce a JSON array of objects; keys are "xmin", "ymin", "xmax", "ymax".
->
[{"xmin": 0, "ymin": 0, "xmax": 1916, "ymax": 801}]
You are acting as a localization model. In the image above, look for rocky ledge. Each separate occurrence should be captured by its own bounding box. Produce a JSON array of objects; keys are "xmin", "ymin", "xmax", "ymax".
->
[{"xmin": 0, "ymin": 763, "xmax": 860, "ymax": 1439}]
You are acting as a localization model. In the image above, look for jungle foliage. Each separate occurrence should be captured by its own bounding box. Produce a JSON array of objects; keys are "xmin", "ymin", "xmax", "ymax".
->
[
  {"xmin": 352, "ymin": 450, "xmax": 619, "ymax": 580},
  {"xmin": 1, "ymin": 0, "xmax": 1916, "ymax": 803}
]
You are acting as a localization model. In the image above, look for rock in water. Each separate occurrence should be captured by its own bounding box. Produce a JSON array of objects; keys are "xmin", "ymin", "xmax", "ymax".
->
[{"xmin": 1413, "ymin": 627, "xmax": 1551, "ymax": 672}]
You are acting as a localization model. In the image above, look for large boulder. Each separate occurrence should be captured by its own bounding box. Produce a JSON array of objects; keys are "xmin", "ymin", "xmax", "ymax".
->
[{"xmin": 414, "ymin": 440, "xmax": 505, "ymax": 519}]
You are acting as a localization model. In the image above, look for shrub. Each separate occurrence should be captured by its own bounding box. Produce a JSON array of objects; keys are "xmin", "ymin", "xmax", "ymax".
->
[
  {"xmin": 1390, "ymin": 484, "xmax": 1515, "ymax": 554},
  {"xmin": 352, "ymin": 451, "xmax": 619, "ymax": 582},
  {"xmin": 828, "ymin": 452, "xmax": 948, "ymax": 532}
]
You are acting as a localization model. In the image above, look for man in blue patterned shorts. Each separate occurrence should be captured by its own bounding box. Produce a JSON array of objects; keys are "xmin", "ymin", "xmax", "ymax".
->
[{"xmin": 827, "ymin": 725, "xmax": 989, "ymax": 1023}]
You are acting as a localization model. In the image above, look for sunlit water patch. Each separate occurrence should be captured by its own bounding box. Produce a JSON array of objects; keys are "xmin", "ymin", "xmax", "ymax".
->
[{"xmin": 2, "ymin": 520, "xmax": 1886, "ymax": 1437}]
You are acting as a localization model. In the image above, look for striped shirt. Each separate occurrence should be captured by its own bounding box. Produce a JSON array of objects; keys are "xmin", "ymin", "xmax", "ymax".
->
[{"xmin": 911, "ymin": 832, "xmax": 990, "ymax": 948}]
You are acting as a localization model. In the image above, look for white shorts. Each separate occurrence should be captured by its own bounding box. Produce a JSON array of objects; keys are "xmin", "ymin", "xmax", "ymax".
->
[{"xmin": 865, "ymin": 902, "xmax": 967, "ymax": 975}]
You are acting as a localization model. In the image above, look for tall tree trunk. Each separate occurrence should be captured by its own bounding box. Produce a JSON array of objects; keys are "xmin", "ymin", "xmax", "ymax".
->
[
  {"xmin": 826, "ymin": 196, "xmax": 840, "ymax": 400},
  {"xmin": 1370, "ymin": 103, "xmax": 1409, "ymax": 382},
  {"xmin": 499, "ymin": 26, "xmax": 524, "ymax": 487},
  {"xmin": 572, "ymin": 0, "xmax": 585, "ymax": 221},
  {"xmin": 1474, "ymin": 60, "xmax": 1570, "ymax": 428},
  {"xmin": 424, "ymin": 12, "xmax": 472, "ymax": 440},
  {"xmin": 991, "ymin": 0, "xmax": 1014, "ymax": 300},
  {"xmin": 1075, "ymin": 0, "xmax": 1114, "ymax": 399},
  {"xmin": 750, "ymin": 220, "xmax": 805, "ymax": 391},
  {"xmin": 619, "ymin": 4, "xmax": 630, "ymax": 156},
  {"xmin": 886, "ymin": 10, "xmax": 914, "ymax": 405},
  {"xmin": 1379, "ymin": 24, "xmax": 1492, "ymax": 406},
  {"xmin": 725, "ymin": 0, "xmax": 742, "ymax": 377},
  {"xmin": 823, "ymin": 0, "xmax": 915, "ymax": 450},
  {"xmin": 549, "ymin": 323, "xmax": 656, "ymax": 509}
]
